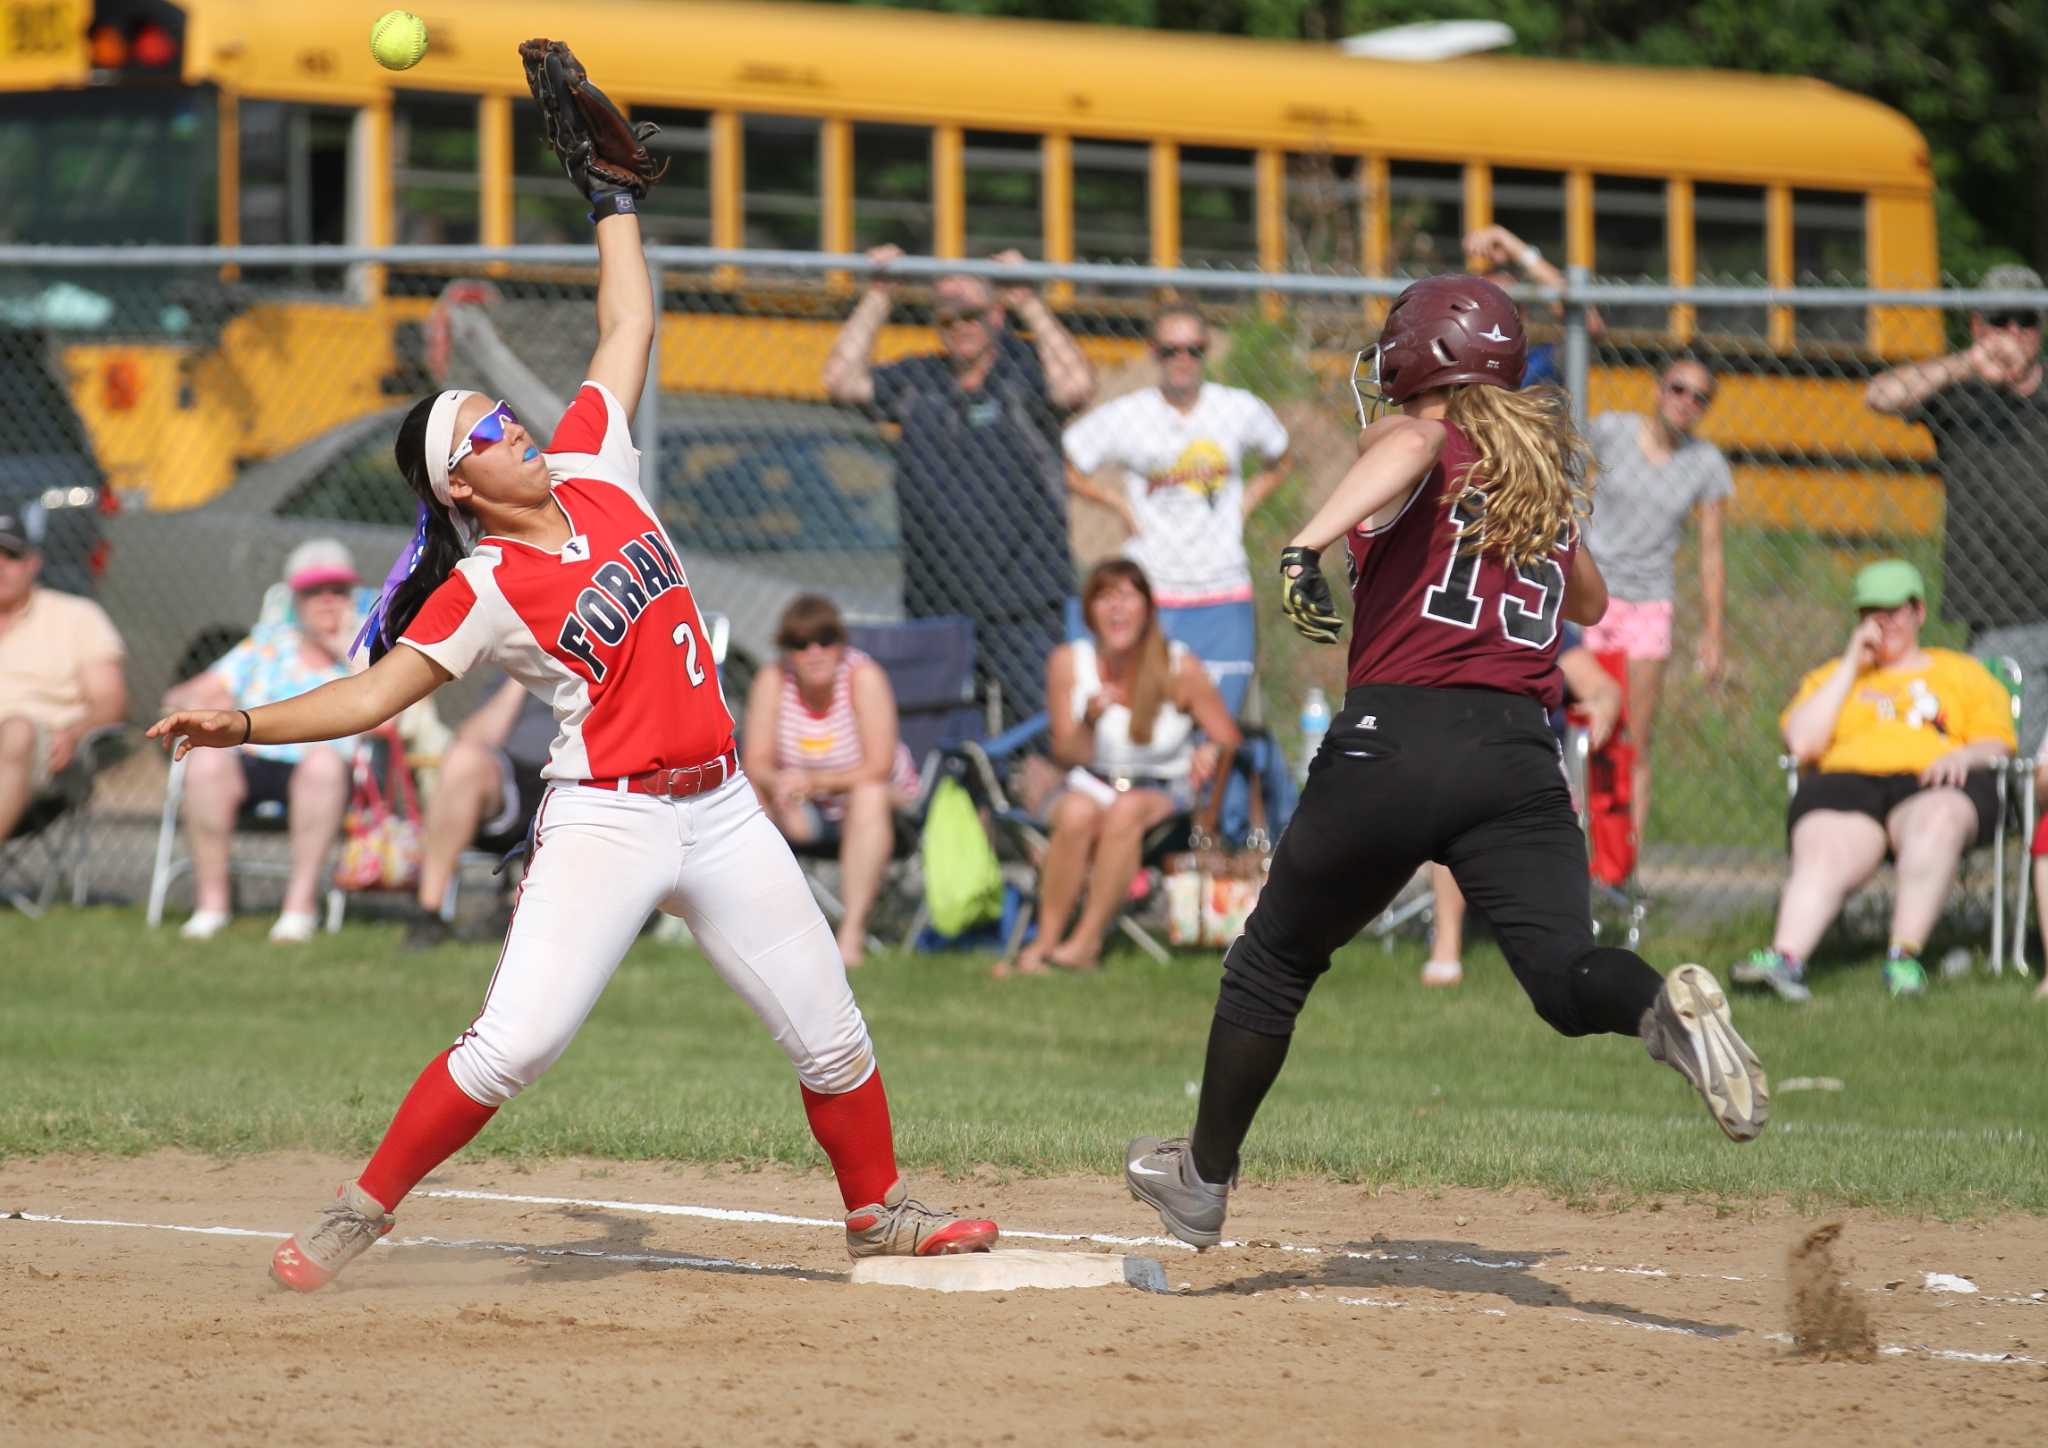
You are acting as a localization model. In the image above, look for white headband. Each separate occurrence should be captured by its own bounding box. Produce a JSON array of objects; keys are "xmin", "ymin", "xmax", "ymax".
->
[
  {"xmin": 423, "ymin": 388, "xmax": 479, "ymax": 506},
  {"xmin": 423, "ymin": 388, "xmax": 486, "ymax": 549}
]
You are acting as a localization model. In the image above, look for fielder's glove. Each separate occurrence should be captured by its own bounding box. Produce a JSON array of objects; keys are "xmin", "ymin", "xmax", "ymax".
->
[
  {"xmin": 1279, "ymin": 545, "xmax": 1343, "ymax": 644},
  {"xmin": 519, "ymin": 39, "xmax": 668, "ymax": 220}
]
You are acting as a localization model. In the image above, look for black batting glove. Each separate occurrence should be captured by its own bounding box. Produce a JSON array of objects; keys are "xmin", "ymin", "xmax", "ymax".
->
[{"xmin": 1279, "ymin": 545, "xmax": 1343, "ymax": 644}]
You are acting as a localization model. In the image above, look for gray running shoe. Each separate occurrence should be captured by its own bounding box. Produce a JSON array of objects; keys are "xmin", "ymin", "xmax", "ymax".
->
[
  {"xmin": 1642, "ymin": 964, "xmax": 1771, "ymax": 1143},
  {"xmin": 270, "ymin": 1181, "xmax": 395, "ymax": 1292},
  {"xmin": 1731, "ymin": 947, "xmax": 1811, "ymax": 1004},
  {"xmin": 844, "ymin": 1181, "xmax": 998, "ymax": 1259},
  {"xmin": 1125, "ymin": 1136, "xmax": 1230, "ymax": 1249}
]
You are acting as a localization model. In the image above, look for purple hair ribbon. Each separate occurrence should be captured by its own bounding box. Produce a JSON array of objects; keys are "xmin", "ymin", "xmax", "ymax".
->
[{"xmin": 352, "ymin": 501, "xmax": 434, "ymax": 660}]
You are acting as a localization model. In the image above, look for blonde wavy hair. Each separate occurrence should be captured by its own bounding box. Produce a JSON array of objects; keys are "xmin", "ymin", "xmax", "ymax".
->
[{"xmin": 1441, "ymin": 382, "xmax": 1595, "ymax": 567}]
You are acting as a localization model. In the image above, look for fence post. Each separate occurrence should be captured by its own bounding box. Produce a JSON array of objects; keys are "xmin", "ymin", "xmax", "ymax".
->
[
  {"xmin": 639, "ymin": 254, "xmax": 663, "ymax": 506},
  {"xmin": 1564, "ymin": 263, "xmax": 1591, "ymax": 431}
]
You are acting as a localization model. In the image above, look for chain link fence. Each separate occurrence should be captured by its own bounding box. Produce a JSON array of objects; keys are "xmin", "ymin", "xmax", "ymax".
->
[{"xmin": 2, "ymin": 245, "xmax": 2044, "ymax": 940}]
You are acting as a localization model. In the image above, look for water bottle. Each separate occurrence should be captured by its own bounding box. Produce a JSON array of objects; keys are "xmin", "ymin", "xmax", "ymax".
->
[{"xmin": 1298, "ymin": 686, "xmax": 1331, "ymax": 782}]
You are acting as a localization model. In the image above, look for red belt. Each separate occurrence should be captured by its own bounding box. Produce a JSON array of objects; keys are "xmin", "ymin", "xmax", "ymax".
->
[{"xmin": 578, "ymin": 748, "xmax": 739, "ymax": 799}]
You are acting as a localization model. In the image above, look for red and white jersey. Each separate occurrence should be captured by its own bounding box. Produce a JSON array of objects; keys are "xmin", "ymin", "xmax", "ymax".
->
[{"xmin": 402, "ymin": 381, "xmax": 735, "ymax": 781}]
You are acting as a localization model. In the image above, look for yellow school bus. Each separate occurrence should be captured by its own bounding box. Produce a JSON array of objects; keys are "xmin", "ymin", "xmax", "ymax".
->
[{"xmin": 1, "ymin": 0, "xmax": 1942, "ymax": 520}]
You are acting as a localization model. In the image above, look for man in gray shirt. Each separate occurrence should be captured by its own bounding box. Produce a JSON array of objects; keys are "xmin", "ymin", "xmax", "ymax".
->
[{"xmin": 1583, "ymin": 358, "xmax": 1733, "ymax": 850}]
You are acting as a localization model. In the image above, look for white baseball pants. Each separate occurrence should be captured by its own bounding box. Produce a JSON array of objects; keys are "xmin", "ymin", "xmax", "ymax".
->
[{"xmin": 445, "ymin": 772, "xmax": 875, "ymax": 1107}]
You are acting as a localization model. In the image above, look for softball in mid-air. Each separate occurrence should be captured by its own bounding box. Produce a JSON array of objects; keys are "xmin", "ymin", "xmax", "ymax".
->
[{"xmin": 370, "ymin": 10, "xmax": 429, "ymax": 71}]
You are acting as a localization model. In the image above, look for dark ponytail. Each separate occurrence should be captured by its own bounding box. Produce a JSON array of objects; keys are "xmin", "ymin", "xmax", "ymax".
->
[{"xmin": 368, "ymin": 395, "xmax": 470, "ymax": 663}]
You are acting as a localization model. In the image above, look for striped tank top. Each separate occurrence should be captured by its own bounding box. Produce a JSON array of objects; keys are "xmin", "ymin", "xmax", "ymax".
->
[{"xmin": 774, "ymin": 647, "xmax": 921, "ymax": 815}]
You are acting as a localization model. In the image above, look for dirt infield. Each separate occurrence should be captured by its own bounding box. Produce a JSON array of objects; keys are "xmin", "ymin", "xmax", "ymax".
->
[{"xmin": 4, "ymin": 1154, "xmax": 2044, "ymax": 1446}]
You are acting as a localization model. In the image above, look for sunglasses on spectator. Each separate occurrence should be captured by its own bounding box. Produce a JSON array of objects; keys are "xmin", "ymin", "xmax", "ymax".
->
[
  {"xmin": 780, "ymin": 630, "xmax": 846, "ymax": 652},
  {"xmin": 446, "ymin": 400, "xmax": 520, "ymax": 472},
  {"xmin": 1664, "ymin": 380, "xmax": 1714, "ymax": 405},
  {"xmin": 297, "ymin": 583, "xmax": 354, "ymax": 599},
  {"xmin": 934, "ymin": 306, "xmax": 985, "ymax": 326},
  {"xmin": 1154, "ymin": 342, "xmax": 1207, "ymax": 360},
  {"xmin": 1985, "ymin": 311, "xmax": 2042, "ymax": 330}
]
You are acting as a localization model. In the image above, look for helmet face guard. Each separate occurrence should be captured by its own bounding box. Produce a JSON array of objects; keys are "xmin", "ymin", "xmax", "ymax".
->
[{"xmin": 1351, "ymin": 346, "xmax": 1388, "ymax": 428}]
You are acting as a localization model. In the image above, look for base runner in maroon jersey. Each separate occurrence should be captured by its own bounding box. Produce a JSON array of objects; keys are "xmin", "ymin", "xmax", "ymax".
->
[
  {"xmin": 1124, "ymin": 276, "xmax": 1770, "ymax": 1249},
  {"xmin": 147, "ymin": 40, "xmax": 997, "ymax": 1292}
]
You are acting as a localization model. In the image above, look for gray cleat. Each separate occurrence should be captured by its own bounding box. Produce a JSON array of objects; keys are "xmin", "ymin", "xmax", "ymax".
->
[
  {"xmin": 1643, "ymin": 964, "xmax": 1771, "ymax": 1143},
  {"xmin": 1125, "ymin": 1135, "xmax": 1230, "ymax": 1249}
]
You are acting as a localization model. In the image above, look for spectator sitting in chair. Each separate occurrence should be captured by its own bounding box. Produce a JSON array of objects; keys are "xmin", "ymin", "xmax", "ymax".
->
[
  {"xmin": 161, "ymin": 539, "xmax": 366, "ymax": 944},
  {"xmin": 998, "ymin": 560, "xmax": 1239, "ymax": 978},
  {"xmin": 742, "ymin": 594, "xmax": 921, "ymax": 969},
  {"xmin": 402, "ymin": 676, "xmax": 556, "ymax": 950},
  {"xmin": 1733, "ymin": 560, "xmax": 2015, "ymax": 1003},
  {"xmin": 0, "ymin": 504, "xmax": 127, "ymax": 847}
]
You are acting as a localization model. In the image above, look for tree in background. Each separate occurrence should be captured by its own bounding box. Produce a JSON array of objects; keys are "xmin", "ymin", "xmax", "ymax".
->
[{"xmin": 837, "ymin": 0, "xmax": 2047, "ymax": 279}]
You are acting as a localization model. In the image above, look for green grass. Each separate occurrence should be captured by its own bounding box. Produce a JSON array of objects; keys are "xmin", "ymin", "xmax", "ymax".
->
[{"xmin": 3, "ymin": 909, "xmax": 2042, "ymax": 1216}]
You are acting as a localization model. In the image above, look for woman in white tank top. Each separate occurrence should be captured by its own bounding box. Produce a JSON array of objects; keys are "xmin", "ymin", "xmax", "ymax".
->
[
  {"xmin": 742, "ymin": 594, "xmax": 919, "ymax": 967},
  {"xmin": 1000, "ymin": 561, "xmax": 1241, "ymax": 977}
]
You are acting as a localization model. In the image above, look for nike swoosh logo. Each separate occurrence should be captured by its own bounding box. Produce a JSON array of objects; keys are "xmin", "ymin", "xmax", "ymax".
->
[{"xmin": 1128, "ymin": 1161, "xmax": 1171, "ymax": 1177}]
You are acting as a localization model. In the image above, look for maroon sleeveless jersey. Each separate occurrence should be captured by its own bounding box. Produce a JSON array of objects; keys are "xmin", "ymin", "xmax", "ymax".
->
[{"xmin": 1342, "ymin": 421, "xmax": 1573, "ymax": 710}]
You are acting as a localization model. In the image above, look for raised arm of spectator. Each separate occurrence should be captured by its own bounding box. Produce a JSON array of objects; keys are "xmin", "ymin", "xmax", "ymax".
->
[
  {"xmin": 1043, "ymin": 644, "xmax": 1094, "ymax": 768},
  {"xmin": 1781, "ymin": 619, "xmax": 1881, "ymax": 764},
  {"xmin": 1864, "ymin": 330, "xmax": 2031, "ymax": 415},
  {"xmin": 992, "ymin": 249, "xmax": 1095, "ymax": 410},
  {"xmin": 822, "ymin": 245, "xmax": 900, "ymax": 407},
  {"xmin": 584, "ymin": 210, "xmax": 655, "ymax": 426},
  {"xmin": 1697, "ymin": 498, "xmax": 1726, "ymax": 681},
  {"xmin": 455, "ymin": 677, "xmax": 529, "ymax": 753},
  {"xmin": 1463, "ymin": 224, "xmax": 1603, "ymax": 336}
]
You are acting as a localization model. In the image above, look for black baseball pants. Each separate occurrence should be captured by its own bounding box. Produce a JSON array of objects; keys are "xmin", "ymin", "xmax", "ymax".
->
[{"xmin": 1217, "ymin": 683, "xmax": 1664, "ymax": 1040}]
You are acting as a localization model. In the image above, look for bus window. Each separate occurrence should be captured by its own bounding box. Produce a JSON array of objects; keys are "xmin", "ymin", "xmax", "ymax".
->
[
  {"xmin": 0, "ymin": 89, "xmax": 213, "ymax": 245},
  {"xmin": 1795, "ymin": 188, "xmax": 1866, "ymax": 344},
  {"xmin": 513, "ymin": 100, "xmax": 590, "ymax": 243},
  {"xmin": 962, "ymin": 130, "xmax": 1040, "ymax": 259},
  {"xmin": 239, "ymin": 103, "xmax": 352, "ymax": 248},
  {"xmin": 393, "ymin": 93, "xmax": 479, "ymax": 245},
  {"xmin": 631, "ymin": 107, "xmax": 712, "ymax": 245},
  {"xmin": 1180, "ymin": 145, "xmax": 1258, "ymax": 271},
  {"xmin": 743, "ymin": 114, "xmax": 821, "ymax": 251},
  {"xmin": 1593, "ymin": 174, "xmax": 1667, "ymax": 332},
  {"xmin": 1387, "ymin": 160, "xmax": 1461, "ymax": 277},
  {"xmin": 1491, "ymin": 168, "xmax": 1565, "ymax": 274},
  {"xmin": 1694, "ymin": 181, "xmax": 1767, "ymax": 339},
  {"xmin": 853, "ymin": 124, "xmax": 933, "ymax": 255},
  {"xmin": 1284, "ymin": 152, "xmax": 1363, "ymax": 275},
  {"xmin": 1072, "ymin": 138, "xmax": 1150, "ymax": 265}
]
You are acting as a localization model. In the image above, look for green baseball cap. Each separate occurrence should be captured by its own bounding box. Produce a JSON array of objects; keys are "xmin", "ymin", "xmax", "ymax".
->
[{"xmin": 1852, "ymin": 559, "xmax": 1925, "ymax": 609}]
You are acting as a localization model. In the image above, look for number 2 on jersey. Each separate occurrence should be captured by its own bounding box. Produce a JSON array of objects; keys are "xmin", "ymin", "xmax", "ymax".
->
[
  {"xmin": 672, "ymin": 620, "xmax": 707, "ymax": 686},
  {"xmin": 1419, "ymin": 492, "xmax": 1566, "ymax": 649}
]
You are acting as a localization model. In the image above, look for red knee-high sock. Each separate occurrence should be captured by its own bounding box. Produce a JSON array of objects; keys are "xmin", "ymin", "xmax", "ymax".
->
[
  {"xmin": 355, "ymin": 1049, "xmax": 499, "ymax": 1212},
  {"xmin": 800, "ymin": 1070, "xmax": 899, "ymax": 1212}
]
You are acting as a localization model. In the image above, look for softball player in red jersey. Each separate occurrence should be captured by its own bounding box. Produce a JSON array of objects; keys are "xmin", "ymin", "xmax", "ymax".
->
[
  {"xmin": 150, "ymin": 204, "xmax": 997, "ymax": 1292},
  {"xmin": 1125, "ymin": 276, "xmax": 1770, "ymax": 1249}
]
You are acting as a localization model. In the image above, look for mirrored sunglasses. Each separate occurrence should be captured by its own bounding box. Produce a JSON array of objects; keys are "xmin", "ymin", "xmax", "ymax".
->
[{"xmin": 446, "ymin": 400, "xmax": 519, "ymax": 472}]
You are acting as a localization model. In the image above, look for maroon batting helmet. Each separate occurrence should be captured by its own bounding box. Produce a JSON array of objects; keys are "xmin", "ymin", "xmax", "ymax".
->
[{"xmin": 1354, "ymin": 275, "xmax": 1527, "ymax": 415}]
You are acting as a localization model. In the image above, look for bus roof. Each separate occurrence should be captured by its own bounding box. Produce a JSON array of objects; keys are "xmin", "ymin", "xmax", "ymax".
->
[{"xmin": 167, "ymin": 0, "xmax": 1928, "ymax": 192}]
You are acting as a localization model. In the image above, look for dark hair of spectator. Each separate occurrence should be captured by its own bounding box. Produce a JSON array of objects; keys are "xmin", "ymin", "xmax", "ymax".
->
[
  {"xmin": 370, "ymin": 394, "xmax": 471, "ymax": 664},
  {"xmin": 775, "ymin": 593, "xmax": 849, "ymax": 652},
  {"xmin": 1081, "ymin": 559, "xmax": 1171, "ymax": 745}
]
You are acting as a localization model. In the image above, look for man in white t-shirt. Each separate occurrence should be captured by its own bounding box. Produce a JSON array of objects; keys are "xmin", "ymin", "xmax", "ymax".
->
[{"xmin": 1061, "ymin": 305, "xmax": 1291, "ymax": 716}]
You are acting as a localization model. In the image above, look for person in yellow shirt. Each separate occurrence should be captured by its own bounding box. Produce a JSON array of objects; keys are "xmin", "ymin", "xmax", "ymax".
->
[{"xmin": 1732, "ymin": 559, "xmax": 2016, "ymax": 1002}]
